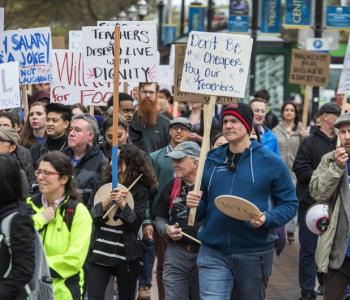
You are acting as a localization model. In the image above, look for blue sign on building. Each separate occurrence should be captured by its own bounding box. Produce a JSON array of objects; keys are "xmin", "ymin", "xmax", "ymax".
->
[
  {"xmin": 260, "ymin": 0, "xmax": 281, "ymax": 33},
  {"xmin": 284, "ymin": 0, "xmax": 312, "ymax": 27},
  {"xmin": 188, "ymin": 5, "xmax": 206, "ymax": 32},
  {"xmin": 326, "ymin": 6, "xmax": 350, "ymax": 28},
  {"xmin": 228, "ymin": 0, "xmax": 249, "ymax": 32},
  {"xmin": 162, "ymin": 25, "xmax": 177, "ymax": 45}
]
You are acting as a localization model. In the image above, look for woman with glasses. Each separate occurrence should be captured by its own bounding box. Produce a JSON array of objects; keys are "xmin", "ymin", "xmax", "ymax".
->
[
  {"xmin": 26, "ymin": 151, "xmax": 93, "ymax": 300},
  {"xmin": 0, "ymin": 154, "xmax": 36, "ymax": 299},
  {"xmin": 87, "ymin": 143, "xmax": 157, "ymax": 300}
]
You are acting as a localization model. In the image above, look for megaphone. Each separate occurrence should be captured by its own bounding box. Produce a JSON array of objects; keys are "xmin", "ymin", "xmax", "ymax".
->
[{"xmin": 305, "ymin": 204, "xmax": 330, "ymax": 235}]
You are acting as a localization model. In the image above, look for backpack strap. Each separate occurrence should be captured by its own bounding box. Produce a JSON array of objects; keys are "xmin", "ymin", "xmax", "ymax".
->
[
  {"xmin": 0, "ymin": 212, "xmax": 18, "ymax": 278},
  {"xmin": 169, "ymin": 177, "xmax": 182, "ymax": 209},
  {"xmin": 61, "ymin": 198, "xmax": 80, "ymax": 232}
]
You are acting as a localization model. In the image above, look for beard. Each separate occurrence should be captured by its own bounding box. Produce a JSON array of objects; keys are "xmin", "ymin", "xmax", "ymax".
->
[{"xmin": 138, "ymin": 99, "xmax": 158, "ymax": 127}]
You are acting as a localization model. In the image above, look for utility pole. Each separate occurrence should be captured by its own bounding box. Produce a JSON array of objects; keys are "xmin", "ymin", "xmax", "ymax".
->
[{"xmin": 249, "ymin": 0, "xmax": 259, "ymax": 96}]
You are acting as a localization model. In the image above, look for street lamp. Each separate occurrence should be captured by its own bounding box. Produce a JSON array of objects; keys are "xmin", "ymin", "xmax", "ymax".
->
[
  {"xmin": 137, "ymin": 0, "xmax": 148, "ymax": 21},
  {"xmin": 118, "ymin": 10, "xmax": 127, "ymax": 21},
  {"xmin": 158, "ymin": 0, "xmax": 164, "ymax": 47},
  {"xmin": 127, "ymin": 5, "xmax": 138, "ymax": 21}
]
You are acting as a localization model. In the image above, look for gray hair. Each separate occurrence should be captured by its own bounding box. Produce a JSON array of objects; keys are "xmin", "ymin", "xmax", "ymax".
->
[{"xmin": 71, "ymin": 113, "xmax": 99, "ymax": 137}]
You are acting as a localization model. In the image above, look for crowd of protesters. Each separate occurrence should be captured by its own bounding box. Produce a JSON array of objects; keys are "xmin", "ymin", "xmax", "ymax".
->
[{"xmin": 1, "ymin": 81, "xmax": 350, "ymax": 300}]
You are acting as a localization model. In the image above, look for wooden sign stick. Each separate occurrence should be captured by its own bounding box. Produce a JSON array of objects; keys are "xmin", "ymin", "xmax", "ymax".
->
[
  {"xmin": 123, "ymin": 82, "xmax": 128, "ymax": 93},
  {"xmin": 302, "ymin": 85, "xmax": 312, "ymax": 128},
  {"xmin": 166, "ymin": 224, "xmax": 202, "ymax": 245},
  {"xmin": 337, "ymin": 94, "xmax": 349, "ymax": 147},
  {"xmin": 188, "ymin": 95, "xmax": 216, "ymax": 226},
  {"xmin": 21, "ymin": 85, "xmax": 29, "ymax": 121},
  {"xmin": 89, "ymin": 105, "xmax": 94, "ymax": 116},
  {"xmin": 112, "ymin": 25, "xmax": 121, "ymax": 190}
]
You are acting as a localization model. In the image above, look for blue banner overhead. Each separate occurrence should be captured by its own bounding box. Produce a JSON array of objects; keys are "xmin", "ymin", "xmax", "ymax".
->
[
  {"xmin": 260, "ymin": 0, "xmax": 282, "ymax": 33},
  {"xmin": 284, "ymin": 0, "xmax": 312, "ymax": 28}
]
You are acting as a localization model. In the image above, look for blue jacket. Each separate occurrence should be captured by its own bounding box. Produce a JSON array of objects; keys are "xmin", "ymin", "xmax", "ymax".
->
[
  {"xmin": 196, "ymin": 140, "xmax": 298, "ymax": 254},
  {"xmin": 261, "ymin": 127, "xmax": 280, "ymax": 156}
]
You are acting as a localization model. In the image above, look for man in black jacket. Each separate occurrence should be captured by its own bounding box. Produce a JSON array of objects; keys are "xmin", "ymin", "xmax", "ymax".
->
[
  {"xmin": 30, "ymin": 103, "xmax": 71, "ymax": 166},
  {"xmin": 292, "ymin": 103, "xmax": 341, "ymax": 300},
  {"xmin": 65, "ymin": 114, "xmax": 108, "ymax": 208}
]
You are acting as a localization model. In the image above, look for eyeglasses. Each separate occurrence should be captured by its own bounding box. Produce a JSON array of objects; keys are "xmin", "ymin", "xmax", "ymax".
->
[
  {"xmin": 252, "ymin": 109, "xmax": 266, "ymax": 114},
  {"xmin": 171, "ymin": 125, "xmax": 189, "ymax": 131},
  {"xmin": 35, "ymin": 169, "xmax": 60, "ymax": 178},
  {"xmin": 140, "ymin": 90, "xmax": 156, "ymax": 95}
]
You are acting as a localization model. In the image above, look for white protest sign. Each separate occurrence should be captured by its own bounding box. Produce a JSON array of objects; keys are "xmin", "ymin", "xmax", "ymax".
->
[
  {"xmin": 0, "ymin": 61, "xmax": 21, "ymax": 109},
  {"xmin": 180, "ymin": 31, "xmax": 253, "ymax": 98},
  {"xmin": 338, "ymin": 39, "xmax": 350, "ymax": 94},
  {"xmin": 82, "ymin": 25, "xmax": 158, "ymax": 83},
  {"xmin": 0, "ymin": 27, "xmax": 52, "ymax": 85},
  {"xmin": 97, "ymin": 20, "xmax": 155, "ymax": 26},
  {"xmin": 158, "ymin": 65, "xmax": 174, "ymax": 89},
  {"xmin": 51, "ymin": 50, "xmax": 113, "ymax": 106},
  {"xmin": 69, "ymin": 31, "xmax": 82, "ymax": 51}
]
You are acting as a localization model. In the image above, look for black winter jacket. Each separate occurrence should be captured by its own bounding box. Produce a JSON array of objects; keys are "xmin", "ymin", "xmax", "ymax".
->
[
  {"xmin": 15, "ymin": 145, "xmax": 35, "ymax": 190},
  {"xmin": 65, "ymin": 145, "xmax": 108, "ymax": 208},
  {"xmin": 90, "ymin": 181, "xmax": 150, "ymax": 263},
  {"xmin": 0, "ymin": 202, "xmax": 35, "ymax": 300},
  {"xmin": 292, "ymin": 128, "xmax": 337, "ymax": 212}
]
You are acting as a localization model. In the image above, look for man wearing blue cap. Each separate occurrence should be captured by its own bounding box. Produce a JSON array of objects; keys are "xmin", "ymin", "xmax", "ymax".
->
[{"xmin": 187, "ymin": 102, "xmax": 298, "ymax": 300}]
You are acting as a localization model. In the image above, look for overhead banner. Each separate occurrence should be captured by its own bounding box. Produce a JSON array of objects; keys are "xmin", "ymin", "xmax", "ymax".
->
[
  {"xmin": 284, "ymin": 0, "xmax": 312, "ymax": 28},
  {"xmin": 326, "ymin": 5, "xmax": 350, "ymax": 29},
  {"xmin": 228, "ymin": 0, "xmax": 249, "ymax": 32},
  {"xmin": 289, "ymin": 49, "xmax": 330, "ymax": 87},
  {"xmin": 51, "ymin": 50, "xmax": 113, "ymax": 106},
  {"xmin": 188, "ymin": 4, "xmax": 206, "ymax": 32},
  {"xmin": 338, "ymin": 38, "xmax": 350, "ymax": 94},
  {"xmin": 180, "ymin": 32, "xmax": 253, "ymax": 98},
  {"xmin": 82, "ymin": 24, "xmax": 158, "ymax": 83},
  {"xmin": 0, "ymin": 27, "xmax": 52, "ymax": 85},
  {"xmin": 260, "ymin": 0, "xmax": 282, "ymax": 33},
  {"xmin": 0, "ymin": 62, "xmax": 21, "ymax": 109}
]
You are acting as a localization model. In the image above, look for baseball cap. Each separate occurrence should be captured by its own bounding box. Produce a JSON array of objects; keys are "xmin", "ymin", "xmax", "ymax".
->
[
  {"xmin": 169, "ymin": 117, "xmax": 192, "ymax": 130},
  {"xmin": 166, "ymin": 141, "xmax": 200, "ymax": 159},
  {"xmin": 318, "ymin": 103, "xmax": 341, "ymax": 116},
  {"xmin": 334, "ymin": 112, "xmax": 350, "ymax": 128}
]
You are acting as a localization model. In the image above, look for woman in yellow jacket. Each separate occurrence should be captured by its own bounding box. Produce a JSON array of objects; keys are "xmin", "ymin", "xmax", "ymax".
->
[{"xmin": 27, "ymin": 151, "xmax": 92, "ymax": 300}]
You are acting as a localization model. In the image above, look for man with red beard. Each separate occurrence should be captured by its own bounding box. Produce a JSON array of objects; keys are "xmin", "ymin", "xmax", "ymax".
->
[{"xmin": 129, "ymin": 82, "xmax": 170, "ymax": 153}]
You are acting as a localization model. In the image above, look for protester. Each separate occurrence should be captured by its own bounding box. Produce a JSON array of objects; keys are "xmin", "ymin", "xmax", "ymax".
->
[
  {"xmin": 309, "ymin": 112, "xmax": 350, "ymax": 300},
  {"xmin": 30, "ymin": 103, "xmax": 71, "ymax": 166},
  {"xmin": 108, "ymin": 93, "xmax": 135, "ymax": 123},
  {"xmin": 157, "ymin": 98, "xmax": 173, "ymax": 120},
  {"xmin": 250, "ymin": 98, "xmax": 280, "ymax": 155},
  {"xmin": 154, "ymin": 141, "xmax": 201, "ymax": 300},
  {"xmin": 0, "ymin": 127, "xmax": 30, "ymax": 197},
  {"xmin": 293, "ymin": 103, "xmax": 341, "ymax": 299},
  {"xmin": 0, "ymin": 154, "xmax": 35, "ymax": 299},
  {"xmin": 186, "ymin": 103, "xmax": 298, "ymax": 299},
  {"xmin": 143, "ymin": 117, "xmax": 192, "ymax": 300},
  {"xmin": 26, "ymin": 151, "xmax": 92, "ymax": 300},
  {"xmin": 129, "ymin": 82, "xmax": 170, "ymax": 153},
  {"xmin": 158, "ymin": 89, "xmax": 180, "ymax": 117},
  {"xmin": 100, "ymin": 114, "xmax": 129, "ymax": 159},
  {"xmin": 211, "ymin": 132, "xmax": 228, "ymax": 149},
  {"xmin": 0, "ymin": 111, "xmax": 35, "ymax": 190},
  {"xmin": 64, "ymin": 114, "xmax": 108, "ymax": 207},
  {"xmin": 71, "ymin": 103, "xmax": 88, "ymax": 116},
  {"xmin": 88, "ymin": 143, "xmax": 157, "ymax": 300},
  {"xmin": 20, "ymin": 101, "xmax": 47, "ymax": 148},
  {"xmin": 254, "ymin": 89, "xmax": 278, "ymax": 129},
  {"xmin": 332, "ymin": 89, "xmax": 350, "ymax": 112},
  {"xmin": 273, "ymin": 101, "xmax": 307, "ymax": 242}
]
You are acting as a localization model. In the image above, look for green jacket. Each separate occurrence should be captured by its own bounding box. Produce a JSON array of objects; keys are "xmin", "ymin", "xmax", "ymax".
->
[{"xmin": 26, "ymin": 196, "xmax": 93, "ymax": 300}]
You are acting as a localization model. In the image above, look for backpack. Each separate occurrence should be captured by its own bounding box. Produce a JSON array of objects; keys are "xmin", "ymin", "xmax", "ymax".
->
[{"xmin": 0, "ymin": 212, "xmax": 54, "ymax": 300}]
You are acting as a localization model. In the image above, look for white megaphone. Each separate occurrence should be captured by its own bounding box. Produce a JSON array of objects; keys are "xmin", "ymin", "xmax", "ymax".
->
[{"xmin": 305, "ymin": 204, "xmax": 330, "ymax": 235}]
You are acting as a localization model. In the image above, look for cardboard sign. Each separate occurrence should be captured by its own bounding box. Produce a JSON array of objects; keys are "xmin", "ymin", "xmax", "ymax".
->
[
  {"xmin": 0, "ymin": 62, "xmax": 21, "ymax": 109},
  {"xmin": 51, "ymin": 50, "xmax": 113, "ymax": 106},
  {"xmin": 289, "ymin": 49, "xmax": 330, "ymax": 87},
  {"xmin": 338, "ymin": 39, "xmax": 350, "ymax": 94},
  {"xmin": 0, "ymin": 27, "xmax": 52, "ymax": 85},
  {"xmin": 215, "ymin": 195, "xmax": 262, "ymax": 221},
  {"xmin": 174, "ymin": 44, "xmax": 237, "ymax": 104},
  {"xmin": 82, "ymin": 24, "xmax": 158, "ymax": 83},
  {"xmin": 69, "ymin": 31, "xmax": 82, "ymax": 51},
  {"xmin": 180, "ymin": 32, "xmax": 252, "ymax": 98}
]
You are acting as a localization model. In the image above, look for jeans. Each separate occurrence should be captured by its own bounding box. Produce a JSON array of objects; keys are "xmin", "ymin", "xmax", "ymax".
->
[
  {"xmin": 138, "ymin": 238, "xmax": 156, "ymax": 287},
  {"xmin": 298, "ymin": 210, "xmax": 324, "ymax": 297},
  {"xmin": 197, "ymin": 244, "xmax": 273, "ymax": 300}
]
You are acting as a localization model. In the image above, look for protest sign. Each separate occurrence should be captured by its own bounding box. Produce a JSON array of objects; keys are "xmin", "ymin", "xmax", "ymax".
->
[
  {"xmin": 69, "ymin": 31, "xmax": 82, "ymax": 51},
  {"xmin": 51, "ymin": 50, "xmax": 113, "ymax": 106},
  {"xmin": 174, "ymin": 44, "xmax": 236, "ymax": 104},
  {"xmin": 82, "ymin": 24, "xmax": 158, "ymax": 82},
  {"xmin": 0, "ymin": 27, "xmax": 52, "ymax": 85},
  {"xmin": 289, "ymin": 49, "xmax": 330, "ymax": 87},
  {"xmin": 180, "ymin": 32, "xmax": 252, "ymax": 98},
  {"xmin": 97, "ymin": 20, "xmax": 155, "ymax": 26},
  {"xmin": 0, "ymin": 62, "xmax": 21, "ymax": 109},
  {"xmin": 338, "ymin": 39, "xmax": 350, "ymax": 94},
  {"xmin": 158, "ymin": 65, "xmax": 174, "ymax": 87}
]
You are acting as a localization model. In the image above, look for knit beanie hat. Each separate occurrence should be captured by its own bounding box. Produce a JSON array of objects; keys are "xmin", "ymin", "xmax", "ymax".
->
[{"xmin": 221, "ymin": 103, "xmax": 254, "ymax": 134}]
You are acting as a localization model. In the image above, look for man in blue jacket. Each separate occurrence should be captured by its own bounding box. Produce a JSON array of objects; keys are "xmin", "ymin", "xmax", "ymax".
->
[{"xmin": 186, "ymin": 103, "xmax": 298, "ymax": 300}]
